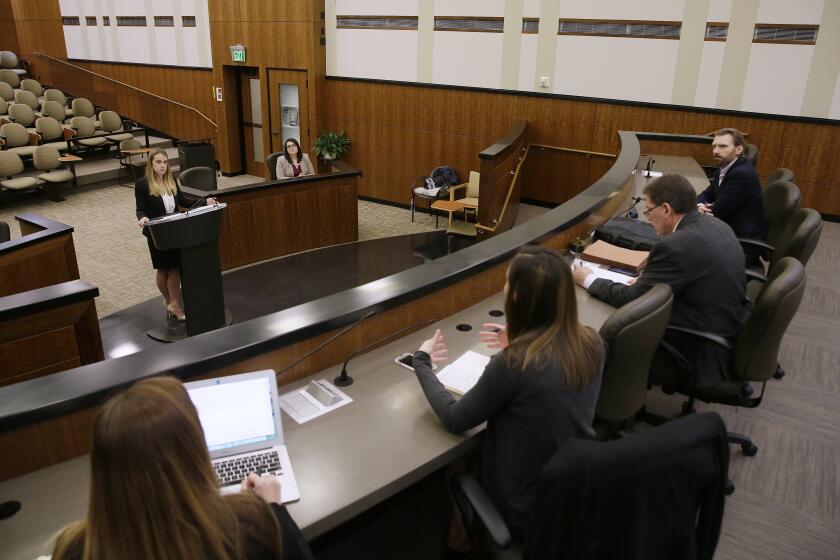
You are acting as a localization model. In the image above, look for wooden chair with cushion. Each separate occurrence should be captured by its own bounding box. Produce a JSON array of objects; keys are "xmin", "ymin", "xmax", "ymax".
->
[
  {"xmin": 33, "ymin": 145, "xmax": 75, "ymax": 201},
  {"xmin": 0, "ymin": 151, "xmax": 42, "ymax": 193}
]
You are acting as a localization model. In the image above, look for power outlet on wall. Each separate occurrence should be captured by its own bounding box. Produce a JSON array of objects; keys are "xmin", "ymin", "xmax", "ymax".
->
[{"xmin": 539, "ymin": 76, "xmax": 551, "ymax": 88}]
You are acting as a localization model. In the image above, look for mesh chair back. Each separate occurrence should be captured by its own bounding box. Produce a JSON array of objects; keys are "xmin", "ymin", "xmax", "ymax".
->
[
  {"xmin": 732, "ymin": 257, "xmax": 805, "ymax": 382},
  {"xmin": 1, "ymin": 122, "xmax": 30, "ymax": 148},
  {"xmin": 766, "ymin": 168, "xmax": 794, "ymax": 186},
  {"xmin": 20, "ymin": 79, "xmax": 43, "ymax": 97},
  {"xmin": 8, "ymin": 103, "xmax": 35, "ymax": 126},
  {"xmin": 71, "ymin": 97, "xmax": 95, "ymax": 119},
  {"xmin": 266, "ymin": 151, "xmax": 283, "ymax": 180},
  {"xmin": 33, "ymin": 145, "xmax": 62, "ymax": 171},
  {"xmin": 743, "ymin": 143, "xmax": 759, "ymax": 166},
  {"xmin": 596, "ymin": 283, "xmax": 673, "ymax": 422},
  {"xmin": 772, "ymin": 207, "xmax": 823, "ymax": 268},
  {"xmin": 179, "ymin": 166, "xmax": 217, "ymax": 191},
  {"xmin": 0, "ymin": 81, "xmax": 12, "ymax": 101},
  {"xmin": 99, "ymin": 110, "xmax": 123, "ymax": 133},
  {"xmin": 71, "ymin": 116, "xmax": 96, "ymax": 137},
  {"xmin": 0, "ymin": 69, "xmax": 20, "ymax": 88},
  {"xmin": 14, "ymin": 90, "xmax": 39, "ymax": 111},
  {"xmin": 0, "ymin": 221, "xmax": 10, "ymax": 243},
  {"xmin": 41, "ymin": 100, "xmax": 66, "ymax": 122},
  {"xmin": 0, "ymin": 51, "xmax": 18, "ymax": 69},
  {"xmin": 0, "ymin": 151, "xmax": 24, "ymax": 176},
  {"xmin": 35, "ymin": 117, "xmax": 64, "ymax": 141},
  {"xmin": 762, "ymin": 180, "xmax": 800, "ymax": 249},
  {"xmin": 44, "ymin": 89, "xmax": 67, "ymax": 106}
]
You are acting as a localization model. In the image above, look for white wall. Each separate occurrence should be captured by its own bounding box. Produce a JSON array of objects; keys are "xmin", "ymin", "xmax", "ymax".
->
[
  {"xmin": 436, "ymin": 0, "xmax": 504, "ymax": 17},
  {"xmin": 756, "ymin": 0, "xmax": 824, "ymax": 24},
  {"xmin": 335, "ymin": 0, "xmax": 417, "ymax": 15},
  {"xmin": 334, "ymin": 30, "xmax": 418, "ymax": 82},
  {"xmin": 694, "ymin": 41, "xmax": 726, "ymax": 109},
  {"xmin": 554, "ymin": 36, "xmax": 679, "ymax": 104},
  {"xmin": 741, "ymin": 44, "xmax": 815, "ymax": 115},
  {"xmin": 559, "ymin": 0, "xmax": 686, "ymax": 22},
  {"xmin": 433, "ymin": 32, "xmax": 503, "ymax": 89},
  {"xmin": 518, "ymin": 34, "xmax": 538, "ymax": 91},
  {"xmin": 60, "ymin": 0, "xmax": 212, "ymax": 68}
]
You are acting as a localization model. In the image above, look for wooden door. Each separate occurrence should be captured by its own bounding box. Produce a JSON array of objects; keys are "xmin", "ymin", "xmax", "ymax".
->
[
  {"xmin": 238, "ymin": 67, "xmax": 265, "ymax": 177},
  {"xmin": 267, "ymin": 69, "xmax": 311, "ymax": 170}
]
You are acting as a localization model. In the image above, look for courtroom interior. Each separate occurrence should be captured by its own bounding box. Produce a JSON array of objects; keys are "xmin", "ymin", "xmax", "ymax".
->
[{"xmin": 1, "ymin": 0, "xmax": 839, "ymax": 559}]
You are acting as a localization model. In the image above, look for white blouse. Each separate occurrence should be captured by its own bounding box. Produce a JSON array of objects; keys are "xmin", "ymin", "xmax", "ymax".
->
[{"xmin": 162, "ymin": 193, "xmax": 176, "ymax": 214}]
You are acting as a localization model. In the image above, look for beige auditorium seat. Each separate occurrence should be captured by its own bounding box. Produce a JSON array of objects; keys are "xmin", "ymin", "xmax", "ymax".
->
[
  {"xmin": 99, "ymin": 110, "xmax": 134, "ymax": 143},
  {"xmin": 34, "ymin": 145, "xmax": 75, "ymax": 197},
  {"xmin": 44, "ymin": 89, "xmax": 74, "ymax": 118},
  {"xmin": 14, "ymin": 90, "xmax": 40, "ymax": 112},
  {"xmin": 71, "ymin": 97, "xmax": 100, "ymax": 128},
  {"xmin": 0, "ymin": 151, "xmax": 41, "ymax": 192},
  {"xmin": 40, "ymin": 100, "xmax": 68, "ymax": 123},
  {"xmin": 0, "ymin": 51, "xmax": 26, "ymax": 77},
  {"xmin": 0, "ymin": 122, "xmax": 38, "ymax": 157},
  {"xmin": 0, "ymin": 82, "xmax": 13, "ymax": 102},
  {"xmin": 0, "ymin": 68, "xmax": 21, "ymax": 89},
  {"xmin": 70, "ymin": 116, "xmax": 108, "ymax": 149},
  {"xmin": 35, "ymin": 116, "xmax": 71, "ymax": 152},
  {"xmin": 7, "ymin": 103, "xmax": 37, "ymax": 130}
]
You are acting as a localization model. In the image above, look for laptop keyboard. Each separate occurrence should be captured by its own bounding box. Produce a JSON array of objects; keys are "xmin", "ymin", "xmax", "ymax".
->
[{"xmin": 213, "ymin": 450, "xmax": 283, "ymax": 486}]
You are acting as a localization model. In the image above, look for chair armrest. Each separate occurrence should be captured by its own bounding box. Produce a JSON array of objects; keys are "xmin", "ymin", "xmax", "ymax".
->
[
  {"xmin": 447, "ymin": 182, "xmax": 468, "ymax": 201},
  {"xmin": 665, "ymin": 325, "xmax": 732, "ymax": 350},
  {"xmin": 29, "ymin": 132, "xmax": 40, "ymax": 146},
  {"xmin": 738, "ymin": 237, "xmax": 774, "ymax": 253},
  {"xmin": 745, "ymin": 269, "xmax": 767, "ymax": 284},
  {"xmin": 63, "ymin": 128, "xmax": 77, "ymax": 139},
  {"xmin": 452, "ymin": 473, "xmax": 512, "ymax": 549}
]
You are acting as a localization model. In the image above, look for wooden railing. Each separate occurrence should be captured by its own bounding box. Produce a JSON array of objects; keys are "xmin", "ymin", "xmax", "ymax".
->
[
  {"xmin": 475, "ymin": 120, "xmax": 529, "ymax": 237},
  {"xmin": 34, "ymin": 52, "xmax": 217, "ymax": 140}
]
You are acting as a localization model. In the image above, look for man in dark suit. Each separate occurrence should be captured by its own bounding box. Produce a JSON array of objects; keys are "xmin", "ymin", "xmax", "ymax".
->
[
  {"xmin": 573, "ymin": 174, "xmax": 747, "ymax": 388},
  {"xmin": 697, "ymin": 128, "xmax": 765, "ymax": 240}
]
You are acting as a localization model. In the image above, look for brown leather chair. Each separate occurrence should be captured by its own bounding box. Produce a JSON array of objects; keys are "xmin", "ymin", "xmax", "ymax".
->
[
  {"xmin": 594, "ymin": 283, "xmax": 673, "ymax": 439},
  {"xmin": 667, "ymin": 257, "xmax": 806, "ymax": 461}
]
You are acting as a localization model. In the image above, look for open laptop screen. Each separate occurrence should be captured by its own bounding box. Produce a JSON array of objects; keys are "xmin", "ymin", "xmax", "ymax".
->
[{"xmin": 187, "ymin": 374, "xmax": 278, "ymax": 453}]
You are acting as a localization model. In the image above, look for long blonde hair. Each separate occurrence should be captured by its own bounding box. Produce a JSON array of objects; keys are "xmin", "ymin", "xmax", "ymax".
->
[
  {"xmin": 51, "ymin": 377, "xmax": 284, "ymax": 560},
  {"xmin": 503, "ymin": 247, "xmax": 604, "ymax": 389},
  {"xmin": 144, "ymin": 147, "xmax": 178, "ymax": 197}
]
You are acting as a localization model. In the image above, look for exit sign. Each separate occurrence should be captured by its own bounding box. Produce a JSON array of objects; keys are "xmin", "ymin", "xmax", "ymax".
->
[{"xmin": 230, "ymin": 45, "xmax": 247, "ymax": 63}]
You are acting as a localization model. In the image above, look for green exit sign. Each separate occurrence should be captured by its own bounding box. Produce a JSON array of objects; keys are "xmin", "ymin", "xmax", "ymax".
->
[{"xmin": 230, "ymin": 45, "xmax": 247, "ymax": 63}]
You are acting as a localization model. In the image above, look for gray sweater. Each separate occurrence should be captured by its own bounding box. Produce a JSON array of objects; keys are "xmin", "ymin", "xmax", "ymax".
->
[{"xmin": 413, "ymin": 348, "xmax": 603, "ymax": 534}]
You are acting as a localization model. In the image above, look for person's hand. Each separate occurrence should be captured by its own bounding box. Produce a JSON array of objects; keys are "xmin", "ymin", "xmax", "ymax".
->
[
  {"xmin": 241, "ymin": 472, "xmax": 282, "ymax": 504},
  {"xmin": 205, "ymin": 197, "xmax": 218, "ymax": 205},
  {"xmin": 418, "ymin": 329, "xmax": 448, "ymax": 363},
  {"xmin": 572, "ymin": 263, "xmax": 594, "ymax": 287},
  {"xmin": 138, "ymin": 217, "xmax": 149, "ymax": 228},
  {"xmin": 697, "ymin": 203, "xmax": 714, "ymax": 216},
  {"xmin": 479, "ymin": 323, "xmax": 508, "ymax": 349}
]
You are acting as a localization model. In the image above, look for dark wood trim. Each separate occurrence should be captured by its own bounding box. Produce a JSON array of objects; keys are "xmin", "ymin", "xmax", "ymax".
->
[{"xmin": 323, "ymin": 75, "xmax": 840, "ymax": 127}]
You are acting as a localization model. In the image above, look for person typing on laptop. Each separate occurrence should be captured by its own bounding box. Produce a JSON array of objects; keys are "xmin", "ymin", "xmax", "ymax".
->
[{"xmin": 51, "ymin": 376, "xmax": 313, "ymax": 560}]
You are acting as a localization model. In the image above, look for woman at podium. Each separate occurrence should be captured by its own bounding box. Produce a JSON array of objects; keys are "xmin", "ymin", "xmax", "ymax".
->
[{"xmin": 135, "ymin": 148, "xmax": 215, "ymax": 321}]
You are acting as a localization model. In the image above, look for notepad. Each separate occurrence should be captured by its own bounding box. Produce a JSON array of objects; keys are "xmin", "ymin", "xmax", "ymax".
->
[
  {"xmin": 573, "ymin": 259, "xmax": 636, "ymax": 286},
  {"xmin": 582, "ymin": 240, "xmax": 649, "ymax": 272},
  {"xmin": 436, "ymin": 351, "xmax": 491, "ymax": 396}
]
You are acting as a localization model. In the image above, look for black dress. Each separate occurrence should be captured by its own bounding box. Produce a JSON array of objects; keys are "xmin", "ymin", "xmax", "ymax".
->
[{"xmin": 135, "ymin": 176, "xmax": 186, "ymax": 270}]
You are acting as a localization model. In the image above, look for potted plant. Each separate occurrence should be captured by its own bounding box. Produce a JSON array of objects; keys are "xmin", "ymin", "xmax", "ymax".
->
[{"xmin": 314, "ymin": 131, "xmax": 351, "ymax": 161}]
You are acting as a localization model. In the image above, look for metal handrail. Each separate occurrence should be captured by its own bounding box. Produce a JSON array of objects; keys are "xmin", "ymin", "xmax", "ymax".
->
[
  {"xmin": 34, "ymin": 52, "xmax": 218, "ymax": 131},
  {"xmin": 529, "ymin": 143, "xmax": 616, "ymax": 159}
]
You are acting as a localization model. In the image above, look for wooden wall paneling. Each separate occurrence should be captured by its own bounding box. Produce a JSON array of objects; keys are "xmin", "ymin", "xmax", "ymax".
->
[
  {"xmin": 681, "ymin": 113, "xmax": 787, "ymax": 178},
  {"xmin": 0, "ymin": 326, "xmax": 79, "ymax": 385},
  {"xmin": 591, "ymin": 104, "xmax": 686, "ymax": 155},
  {"xmin": 514, "ymin": 96, "xmax": 596, "ymax": 150},
  {"xmin": 378, "ymin": 126, "xmax": 442, "ymax": 204},
  {"xmin": 638, "ymin": 139, "xmax": 710, "ymax": 166},
  {"xmin": 208, "ymin": 0, "xmax": 241, "ymax": 22},
  {"xmin": 441, "ymin": 89, "xmax": 515, "ymax": 142},
  {"xmin": 377, "ymin": 83, "xmax": 446, "ymax": 132},
  {"xmin": 0, "ymin": 234, "xmax": 79, "ymax": 297},
  {"xmin": 0, "ymin": 0, "xmax": 21, "ymax": 54},
  {"xmin": 10, "ymin": 0, "xmax": 61, "ymax": 19},
  {"xmin": 798, "ymin": 181, "xmax": 840, "ymax": 214},
  {"xmin": 323, "ymin": 80, "xmax": 376, "ymax": 124},
  {"xmin": 521, "ymin": 149, "xmax": 594, "ymax": 205},
  {"xmin": 241, "ymin": 22, "xmax": 312, "ymax": 69},
  {"xmin": 779, "ymin": 122, "xmax": 840, "ymax": 189},
  {"xmin": 322, "ymin": 118, "xmax": 380, "ymax": 198}
]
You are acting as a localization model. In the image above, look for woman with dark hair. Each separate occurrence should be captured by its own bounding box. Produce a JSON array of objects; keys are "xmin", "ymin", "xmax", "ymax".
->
[
  {"xmin": 414, "ymin": 246, "xmax": 605, "ymax": 540},
  {"xmin": 51, "ymin": 376, "xmax": 313, "ymax": 560},
  {"xmin": 135, "ymin": 147, "xmax": 216, "ymax": 321},
  {"xmin": 276, "ymin": 138, "xmax": 314, "ymax": 179}
]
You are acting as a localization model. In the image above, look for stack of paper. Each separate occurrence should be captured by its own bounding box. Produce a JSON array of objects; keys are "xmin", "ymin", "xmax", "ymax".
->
[
  {"xmin": 573, "ymin": 258, "xmax": 636, "ymax": 285},
  {"xmin": 436, "ymin": 351, "xmax": 491, "ymax": 395},
  {"xmin": 582, "ymin": 240, "xmax": 649, "ymax": 272}
]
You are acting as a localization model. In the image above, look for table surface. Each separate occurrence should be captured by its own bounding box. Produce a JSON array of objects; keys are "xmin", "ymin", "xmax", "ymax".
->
[
  {"xmin": 57, "ymin": 155, "xmax": 82, "ymax": 162},
  {"xmin": 431, "ymin": 200, "xmax": 468, "ymax": 211},
  {"xmin": 0, "ymin": 287, "xmax": 615, "ymax": 560},
  {"xmin": 120, "ymin": 148, "xmax": 151, "ymax": 154},
  {"xmin": 634, "ymin": 154, "xmax": 709, "ymax": 195}
]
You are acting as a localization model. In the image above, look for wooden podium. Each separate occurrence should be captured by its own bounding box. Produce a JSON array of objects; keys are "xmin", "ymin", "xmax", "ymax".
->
[{"xmin": 145, "ymin": 204, "xmax": 229, "ymax": 341}]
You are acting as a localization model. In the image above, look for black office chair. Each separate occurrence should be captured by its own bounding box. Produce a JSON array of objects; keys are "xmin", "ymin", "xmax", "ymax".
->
[
  {"xmin": 179, "ymin": 166, "xmax": 217, "ymax": 191},
  {"xmin": 743, "ymin": 143, "xmax": 759, "ymax": 166},
  {"xmin": 666, "ymin": 257, "xmax": 806, "ymax": 461},
  {"xmin": 266, "ymin": 151, "xmax": 283, "ymax": 180},
  {"xmin": 0, "ymin": 220, "xmax": 10, "ymax": 243},
  {"xmin": 765, "ymin": 167, "xmax": 794, "ymax": 187},
  {"xmin": 452, "ymin": 413, "xmax": 729, "ymax": 560},
  {"xmin": 738, "ymin": 180, "xmax": 801, "ymax": 267},
  {"xmin": 594, "ymin": 283, "xmax": 673, "ymax": 439}
]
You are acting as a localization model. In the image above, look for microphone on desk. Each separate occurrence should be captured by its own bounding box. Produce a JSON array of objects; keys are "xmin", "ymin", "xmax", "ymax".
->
[
  {"xmin": 334, "ymin": 318, "xmax": 437, "ymax": 387},
  {"xmin": 622, "ymin": 196, "xmax": 643, "ymax": 219},
  {"xmin": 185, "ymin": 193, "xmax": 213, "ymax": 212},
  {"xmin": 644, "ymin": 157, "xmax": 656, "ymax": 176}
]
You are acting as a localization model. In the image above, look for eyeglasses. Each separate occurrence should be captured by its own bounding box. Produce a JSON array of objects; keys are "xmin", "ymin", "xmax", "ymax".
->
[{"xmin": 642, "ymin": 204, "xmax": 663, "ymax": 217}]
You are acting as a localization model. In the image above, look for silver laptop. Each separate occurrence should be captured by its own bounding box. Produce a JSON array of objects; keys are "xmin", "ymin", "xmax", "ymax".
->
[{"xmin": 185, "ymin": 370, "xmax": 300, "ymax": 503}]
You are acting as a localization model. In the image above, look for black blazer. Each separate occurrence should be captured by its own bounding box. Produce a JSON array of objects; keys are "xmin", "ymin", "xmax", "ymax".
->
[
  {"xmin": 588, "ymin": 211, "xmax": 747, "ymax": 386},
  {"xmin": 135, "ymin": 177, "xmax": 187, "ymax": 237},
  {"xmin": 697, "ymin": 156, "xmax": 765, "ymax": 239}
]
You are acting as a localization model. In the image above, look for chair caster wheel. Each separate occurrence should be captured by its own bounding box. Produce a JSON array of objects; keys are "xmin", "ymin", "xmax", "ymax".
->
[
  {"xmin": 725, "ymin": 480, "xmax": 735, "ymax": 495},
  {"xmin": 742, "ymin": 442, "xmax": 758, "ymax": 456},
  {"xmin": 773, "ymin": 366, "xmax": 785, "ymax": 380}
]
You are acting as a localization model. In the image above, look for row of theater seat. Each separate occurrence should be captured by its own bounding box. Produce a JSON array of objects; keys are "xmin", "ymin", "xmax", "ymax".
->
[{"xmin": 0, "ymin": 50, "xmax": 26, "ymax": 79}]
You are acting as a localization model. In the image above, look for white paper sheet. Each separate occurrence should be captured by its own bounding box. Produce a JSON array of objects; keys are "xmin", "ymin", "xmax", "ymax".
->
[
  {"xmin": 574, "ymin": 258, "xmax": 636, "ymax": 285},
  {"xmin": 278, "ymin": 379, "xmax": 353, "ymax": 424},
  {"xmin": 436, "ymin": 351, "xmax": 491, "ymax": 396}
]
